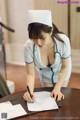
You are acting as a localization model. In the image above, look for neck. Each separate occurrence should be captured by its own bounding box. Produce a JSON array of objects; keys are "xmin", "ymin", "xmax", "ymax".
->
[{"xmin": 47, "ymin": 37, "xmax": 55, "ymax": 49}]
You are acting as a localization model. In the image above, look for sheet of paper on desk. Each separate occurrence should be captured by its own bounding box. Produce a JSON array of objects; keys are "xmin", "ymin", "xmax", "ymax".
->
[
  {"xmin": 0, "ymin": 101, "xmax": 27, "ymax": 120},
  {"xmin": 7, "ymin": 104, "xmax": 27, "ymax": 120},
  {"xmin": 27, "ymin": 91, "xmax": 58, "ymax": 111},
  {"xmin": 0, "ymin": 101, "xmax": 13, "ymax": 112}
]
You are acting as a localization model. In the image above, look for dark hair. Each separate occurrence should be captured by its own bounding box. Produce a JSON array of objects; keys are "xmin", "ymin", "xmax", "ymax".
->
[{"xmin": 28, "ymin": 22, "xmax": 64, "ymax": 43}]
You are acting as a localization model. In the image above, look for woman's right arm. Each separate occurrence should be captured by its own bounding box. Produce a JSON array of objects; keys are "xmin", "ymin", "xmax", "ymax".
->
[{"xmin": 23, "ymin": 62, "xmax": 35, "ymax": 102}]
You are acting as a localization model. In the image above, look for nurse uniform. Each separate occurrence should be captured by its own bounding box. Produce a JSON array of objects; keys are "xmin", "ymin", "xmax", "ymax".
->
[{"xmin": 24, "ymin": 10, "xmax": 72, "ymax": 87}]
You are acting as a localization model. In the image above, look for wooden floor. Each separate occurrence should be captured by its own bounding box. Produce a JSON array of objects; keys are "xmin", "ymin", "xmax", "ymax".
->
[{"xmin": 6, "ymin": 64, "xmax": 80, "ymax": 93}]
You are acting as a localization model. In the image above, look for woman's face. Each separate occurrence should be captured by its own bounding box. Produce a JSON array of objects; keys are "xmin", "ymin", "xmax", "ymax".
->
[{"xmin": 32, "ymin": 31, "xmax": 52, "ymax": 47}]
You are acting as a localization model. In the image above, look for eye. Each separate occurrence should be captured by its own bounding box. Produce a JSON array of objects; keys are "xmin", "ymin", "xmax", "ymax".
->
[
  {"xmin": 39, "ymin": 35, "xmax": 46, "ymax": 40},
  {"xmin": 40, "ymin": 37, "xmax": 46, "ymax": 41},
  {"xmin": 43, "ymin": 37, "xmax": 46, "ymax": 40}
]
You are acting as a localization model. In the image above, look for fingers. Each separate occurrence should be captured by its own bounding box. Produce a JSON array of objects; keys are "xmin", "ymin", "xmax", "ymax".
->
[
  {"xmin": 50, "ymin": 92, "xmax": 53, "ymax": 97},
  {"xmin": 50, "ymin": 91, "xmax": 58, "ymax": 100},
  {"xmin": 23, "ymin": 92, "xmax": 34, "ymax": 103},
  {"xmin": 61, "ymin": 94, "xmax": 64, "ymax": 100},
  {"xmin": 50, "ymin": 92, "xmax": 64, "ymax": 101},
  {"xmin": 57, "ymin": 94, "xmax": 63, "ymax": 101},
  {"xmin": 32, "ymin": 93, "xmax": 36, "ymax": 101}
]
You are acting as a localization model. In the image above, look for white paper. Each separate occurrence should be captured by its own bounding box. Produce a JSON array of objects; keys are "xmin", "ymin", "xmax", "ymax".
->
[
  {"xmin": 27, "ymin": 91, "xmax": 58, "ymax": 111},
  {"xmin": 0, "ymin": 101, "xmax": 13, "ymax": 112},
  {"xmin": 0, "ymin": 101, "xmax": 27, "ymax": 120},
  {"xmin": 7, "ymin": 104, "xmax": 27, "ymax": 120}
]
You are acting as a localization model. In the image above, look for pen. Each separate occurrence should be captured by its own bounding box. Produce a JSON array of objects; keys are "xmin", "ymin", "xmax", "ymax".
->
[{"xmin": 27, "ymin": 85, "xmax": 33, "ymax": 98}]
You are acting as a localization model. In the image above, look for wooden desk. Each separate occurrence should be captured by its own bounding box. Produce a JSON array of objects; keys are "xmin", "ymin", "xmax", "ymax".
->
[{"xmin": 0, "ymin": 87, "xmax": 80, "ymax": 120}]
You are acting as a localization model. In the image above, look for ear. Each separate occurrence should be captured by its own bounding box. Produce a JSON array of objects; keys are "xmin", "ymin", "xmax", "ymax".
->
[{"xmin": 50, "ymin": 28, "xmax": 53, "ymax": 36}]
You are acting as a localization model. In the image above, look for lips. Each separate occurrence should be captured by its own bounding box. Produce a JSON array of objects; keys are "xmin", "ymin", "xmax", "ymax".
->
[{"xmin": 38, "ymin": 45, "xmax": 42, "ymax": 47}]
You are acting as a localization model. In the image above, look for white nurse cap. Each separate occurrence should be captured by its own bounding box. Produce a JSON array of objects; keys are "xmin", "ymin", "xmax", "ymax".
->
[{"xmin": 28, "ymin": 10, "xmax": 52, "ymax": 27}]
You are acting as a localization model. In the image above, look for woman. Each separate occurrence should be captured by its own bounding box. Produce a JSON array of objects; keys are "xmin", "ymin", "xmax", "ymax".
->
[{"xmin": 23, "ymin": 10, "xmax": 72, "ymax": 102}]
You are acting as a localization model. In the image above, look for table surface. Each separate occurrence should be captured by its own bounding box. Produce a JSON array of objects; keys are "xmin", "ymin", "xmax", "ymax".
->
[{"xmin": 0, "ymin": 87, "xmax": 80, "ymax": 120}]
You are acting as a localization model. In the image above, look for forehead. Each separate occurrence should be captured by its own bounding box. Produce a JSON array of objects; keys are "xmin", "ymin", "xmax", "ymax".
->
[{"xmin": 41, "ymin": 31, "xmax": 49, "ymax": 36}]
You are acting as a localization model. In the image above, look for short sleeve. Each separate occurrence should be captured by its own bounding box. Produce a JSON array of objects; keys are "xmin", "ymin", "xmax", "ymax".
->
[
  {"xmin": 62, "ymin": 35, "xmax": 71, "ymax": 59},
  {"xmin": 24, "ymin": 40, "xmax": 33, "ymax": 63}
]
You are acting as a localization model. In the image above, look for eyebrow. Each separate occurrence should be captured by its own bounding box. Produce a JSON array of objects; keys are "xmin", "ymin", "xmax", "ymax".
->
[{"xmin": 39, "ymin": 35, "xmax": 45, "ymax": 38}]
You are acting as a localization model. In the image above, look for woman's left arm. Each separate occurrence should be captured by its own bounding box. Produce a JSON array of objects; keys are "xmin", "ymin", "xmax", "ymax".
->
[{"xmin": 51, "ymin": 57, "xmax": 70, "ymax": 101}]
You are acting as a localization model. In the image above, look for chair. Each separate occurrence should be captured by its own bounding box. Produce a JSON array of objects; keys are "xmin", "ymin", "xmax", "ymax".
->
[
  {"xmin": 0, "ymin": 73, "xmax": 10, "ymax": 98},
  {"xmin": 0, "ymin": 92, "xmax": 3, "ymax": 98}
]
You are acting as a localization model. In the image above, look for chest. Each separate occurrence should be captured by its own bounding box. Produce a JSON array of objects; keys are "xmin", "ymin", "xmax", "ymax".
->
[{"xmin": 40, "ymin": 47, "xmax": 55, "ymax": 66}]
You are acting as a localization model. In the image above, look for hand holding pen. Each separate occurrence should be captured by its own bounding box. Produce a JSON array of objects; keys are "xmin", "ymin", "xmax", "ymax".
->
[{"xmin": 23, "ymin": 85, "xmax": 35, "ymax": 103}]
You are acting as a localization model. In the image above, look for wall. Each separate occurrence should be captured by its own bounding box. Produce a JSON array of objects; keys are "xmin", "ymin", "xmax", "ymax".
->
[
  {"xmin": 0, "ymin": 0, "xmax": 9, "ymax": 43},
  {"xmin": 71, "ymin": 4, "xmax": 80, "ymax": 49},
  {"xmin": 70, "ymin": 3, "xmax": 80, "ymax": 73},
  {"xmin": 5, "ymin": 0, "xmax": 35, "ymax": 64},
  {"xmin": 5, "ymin": 0, "xmax": 68, "ymax": 65},
  {"xmin": 4, "ymin": 0, "xmax": 80, "ymax": 73},
  {"xmin": 34, "ymin": 0, "xmax": 68, "ymax": 35}
]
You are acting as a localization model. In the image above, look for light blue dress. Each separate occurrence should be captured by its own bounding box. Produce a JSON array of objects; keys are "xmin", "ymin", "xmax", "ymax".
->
[{"xmin": 24, "ymin": 34, "xmax": 72, "ymax": 85}]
